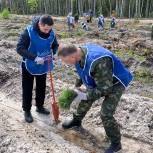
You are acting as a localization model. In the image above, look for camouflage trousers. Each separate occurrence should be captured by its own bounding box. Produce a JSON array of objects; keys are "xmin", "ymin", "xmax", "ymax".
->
[{"xmin": 73, "ymin": 83, "xmax": 125, "ymax": 144}]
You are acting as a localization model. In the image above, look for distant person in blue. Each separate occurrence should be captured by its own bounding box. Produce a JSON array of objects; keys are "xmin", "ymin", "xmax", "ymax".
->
[
  {"xmin": 67, "ymin": 12, "xmax": 75, "ymax": 31},
  {"xmin": 111, "ymin": 16, "xmax": 116, "ymax": 28},
  {"xmin": 17, "ymin": 15, "xmax": 59, "ymax": 123},
  {"xmin": 81, "ymin": 22, "xmax": 88, "ymax": 32},
  {"xmin": 89, "ymin": 9, "xmax": 93, "ymax": 23},
  {"xmin": 98, "ymin": 14, "xmax": 105, "ymax": 29}
]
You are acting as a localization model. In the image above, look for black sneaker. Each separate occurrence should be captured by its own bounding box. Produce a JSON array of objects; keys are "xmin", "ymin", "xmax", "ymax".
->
[
  {"xmin": 36, "ymin": 107, "xmax": 50, "ymax": 115},
  {"xmin": 105, "ymin": 142, "xmax": 122, "ymax": 153},
  {"xmin": 62, "ymin": 118, "xmax": 82, "ymax": 129},
  {"xmin": 24, "ymin": 111, "xmax": 33, "ymax": 123}
]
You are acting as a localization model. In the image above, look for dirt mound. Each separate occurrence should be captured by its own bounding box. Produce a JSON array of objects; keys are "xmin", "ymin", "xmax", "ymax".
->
[
  {"xmin": 83, "ymin": 94, "xmax": 153, "ymax": 145},
  {"xmin": 0, "ymin": 40, "xmax": 16, "ymax": 49},
  {"xmin": 0, "ymin": 70, "xmax": 10, "ymax": 85}
]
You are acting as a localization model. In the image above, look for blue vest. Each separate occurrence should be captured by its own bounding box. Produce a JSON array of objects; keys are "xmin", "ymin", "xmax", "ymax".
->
[
  {"xmin": 67, "ymin": 16, "xmax": 72, "ymax": 25},
  {"xmin": 75, "ymin": 44, "xmax": 133, "ymax": 88},
  {"xmin": 25, "ymin": 25, "xmax": 55, "ymax": 75},
  {"xmin": 98, "ymin": 17, "xmax": 103, "ymax": 24}
]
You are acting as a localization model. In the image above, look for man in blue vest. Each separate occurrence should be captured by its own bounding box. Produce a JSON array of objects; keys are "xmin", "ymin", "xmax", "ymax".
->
[
  {"xmin": 58, "ymin": 43, "xmax": 133, "ymax": 153},
  {"xmin": 17, "ymin": 15, "xmax": 59, "ymax": 123}
]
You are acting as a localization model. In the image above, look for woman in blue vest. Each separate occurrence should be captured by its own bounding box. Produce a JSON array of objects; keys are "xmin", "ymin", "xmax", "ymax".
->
[
  {"xmin": 17, "ymin": 15, "xmax": 59, "ymax": 123},
  {"xmin": 58, "ymin": 43, "xmax": 133, "ymax": 153}
]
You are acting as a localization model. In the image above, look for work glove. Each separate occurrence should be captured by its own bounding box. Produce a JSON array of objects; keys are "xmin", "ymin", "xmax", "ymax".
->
[
  {"xmin": 35, "ymin": 56, "xmax": 44, "ymax": 65},
  {"xmin": 74, "ymin": 89, "xmax": 87, "ymax": 101},
  {"xmin": 70, "ymin": 89, "xmax": 87, "ymax": 114}
]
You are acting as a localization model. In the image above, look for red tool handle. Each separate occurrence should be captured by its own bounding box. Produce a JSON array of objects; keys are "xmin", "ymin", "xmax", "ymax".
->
[{"xmin": 48, "ymin": 59, "xmax": 56, "ymax": 105}]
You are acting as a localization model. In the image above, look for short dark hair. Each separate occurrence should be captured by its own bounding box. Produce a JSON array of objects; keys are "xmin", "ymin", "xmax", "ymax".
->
[
  {"xmin": 58, "ymin": 45, "xmax": 77, "ymax": 57},
  {"xmin": 39, "ymin": 15, "xmax": 54, "ymax": 26}
]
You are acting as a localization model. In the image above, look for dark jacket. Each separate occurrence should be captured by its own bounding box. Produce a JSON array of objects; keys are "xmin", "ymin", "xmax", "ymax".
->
[{"xmin": 16, "ymin": 16, "xmax": 59, "ymax": 61}]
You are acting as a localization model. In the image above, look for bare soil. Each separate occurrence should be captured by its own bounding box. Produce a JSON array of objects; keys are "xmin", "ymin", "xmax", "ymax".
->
[{"xmin": 0, "ymin": 15, "xmax": 153, "ymax": 153}]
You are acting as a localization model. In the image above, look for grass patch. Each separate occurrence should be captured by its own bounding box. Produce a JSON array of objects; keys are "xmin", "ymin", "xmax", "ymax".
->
[
  {"xmin": 57, "ymin": 32, "xmax": 69, "ymax": 39},
  {"xmin": 115, "ymin": 49, "xmax": 145, "ymax": 61},
  {"xmin": 58, "ymin": 88, "xmax": 77, "ymax": 110},
  {"xmin": 6, "ymin": 31, "xmax": 19, "ymax": 37},
  {"xmin": 67, "ymin": 70, "xmax": 74, "ymax": 76},
  {"xmin": 0, "ymin": 9, "xmax": 10, "ymax": 19},
  {"xmin": 76, "ymin": 27, "xmax": 84, "ymax": 36},
  {"xmin": 134, "ymin": 68, "xmax": 153, "ymax": 83}
]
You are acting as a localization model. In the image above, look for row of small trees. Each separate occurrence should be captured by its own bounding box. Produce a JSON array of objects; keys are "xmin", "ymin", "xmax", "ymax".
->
[{"xmin": 0, "ymin": 0, "xmax": 153, "ymax": 18}]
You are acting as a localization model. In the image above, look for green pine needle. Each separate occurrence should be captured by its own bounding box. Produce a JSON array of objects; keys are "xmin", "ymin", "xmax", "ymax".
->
[{"xmin": 58, "ymin": 88, "xmax": 77, "ymax": 110}]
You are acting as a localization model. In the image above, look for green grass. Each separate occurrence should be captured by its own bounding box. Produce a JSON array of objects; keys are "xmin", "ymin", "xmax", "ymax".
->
[
  {"xmin": 114, "ymin": 49, "xmax": 153, "ymax": 83},
  {"xmin": 76, "ymin": 27, "xmax": 84, "ymax": 36},
  {"xmin": 58, "ymin": 88, "xmax": 77, "ymax": 110},
  {"xmin": 0, "ymin": 9, "xmax": 10, "ymax": 19},
  {"xmin": 57, "ymin": 32, "xmax": 69, "ymax": 39},
  {"xmin": 67, "ymin": 70, "xmax": 74, "ymax": 76},
  {"xmin": 134, "ymin": 68, "xmax": 153, "ymax": 83},
  {"xmin": 115, "ymin": 49, "xmax": 145, "ymax": 61},
  {"xmin": 134, "ymin": 75, "xmax": 153, "ymax": 84}
]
